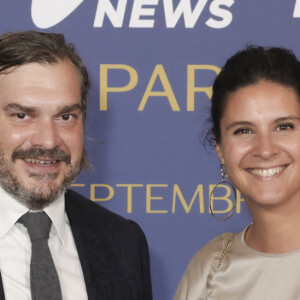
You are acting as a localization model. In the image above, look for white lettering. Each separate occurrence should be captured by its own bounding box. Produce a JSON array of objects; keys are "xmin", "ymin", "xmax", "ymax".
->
[
  {"xmin": 163, "ymin": 0, "xmax": 209, "ymax": 28},
  {"xmin": 206, "ymin": 0, "xmax": 234, "ymax": 29},
  {"xmin": 31, "ymin": 0, "xmax": 235, "ymax": 29},
  {"xmin": 129, "ymin": 0, "xmax": 158, "ymax": 28},
  {"xmin": 294, "ymin": 0, "xmax": 300, "ymax": 17},
  {"xmin": 94, "ymin": 0, "xmax": 127, "ymax": 27}
]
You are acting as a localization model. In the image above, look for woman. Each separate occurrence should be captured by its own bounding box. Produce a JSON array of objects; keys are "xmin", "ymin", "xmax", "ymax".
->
[{"xmin": 174, "ymin": 46, "xmax": 300, "ymax": 299}]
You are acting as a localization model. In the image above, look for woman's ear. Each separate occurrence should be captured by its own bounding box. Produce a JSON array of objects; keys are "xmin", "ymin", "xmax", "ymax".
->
[{"xmin": 216, "ymin": 143, "xmax": 225, "ymax": 164}]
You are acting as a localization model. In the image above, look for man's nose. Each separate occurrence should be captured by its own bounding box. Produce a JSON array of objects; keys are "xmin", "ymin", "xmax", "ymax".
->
[{"xmin": 29, "ymin": 120, "xmax": 62, "ymax": 149}]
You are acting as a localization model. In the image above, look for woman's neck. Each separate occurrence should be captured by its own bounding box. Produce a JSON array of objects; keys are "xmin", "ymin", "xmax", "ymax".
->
[{"xmin": 245, "ymin": 208, "xmax": 300, "ymax": 253}]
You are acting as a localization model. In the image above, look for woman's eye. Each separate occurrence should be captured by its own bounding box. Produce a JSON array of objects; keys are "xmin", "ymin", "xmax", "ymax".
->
[
  {"xmin": 233, "ymin": 128, "xmax": 252, "ymax": 135},
  {"xmin": 276, "ymin": 123, "xmax": 294, "ymax": 131}
]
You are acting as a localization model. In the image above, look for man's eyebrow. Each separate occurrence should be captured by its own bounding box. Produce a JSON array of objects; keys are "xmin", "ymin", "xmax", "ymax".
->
[
  {"xmin": 57, "ymin": 104, "xmax": 82, "ymax": 114},
  {"xmin": 3, "ymin": 103, "xmax": 36, "ymax": 113},
  {"xmin": 3, "ymin": 103, "xmax": 82, "ymax": 115}
]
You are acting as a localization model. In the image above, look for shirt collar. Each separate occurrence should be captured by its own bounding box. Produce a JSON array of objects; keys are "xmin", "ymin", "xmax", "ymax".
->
[
  {"xmin": 0, "ymin": 186, "xmax": 66, "ymax": 245},
  {"xmin": 44, "ymin": 192, "xmax": 66, "ymax": 245}
]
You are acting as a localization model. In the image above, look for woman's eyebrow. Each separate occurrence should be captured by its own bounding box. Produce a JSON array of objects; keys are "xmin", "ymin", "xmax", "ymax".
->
[
  {"xmin": 274, "ymin": 116, "xmax": 300, "ymax": 123},
  {"xmin": 225, "ymin": 121, "xmax": 252, "ymax": 131}
]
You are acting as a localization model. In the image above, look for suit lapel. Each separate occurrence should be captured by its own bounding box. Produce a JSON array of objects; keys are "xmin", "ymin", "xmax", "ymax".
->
[
  {"xmin": 65, "ymin": 190, "xmax": 141, "ymax": 300},
  {"xmin": 65, "ymin": 193, "xmax": 102, "ymax": 300},
  {"xmin": 65, "ymin": 191, "xmax": 121, "ymax": 300}
]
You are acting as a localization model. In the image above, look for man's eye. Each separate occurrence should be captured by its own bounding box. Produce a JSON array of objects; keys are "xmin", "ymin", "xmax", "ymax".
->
[
  {"xmin": 61, "ymin": 114, "xmax": 72, "ymax": 121},
  {"xmin": 16, "ymin": 113, "xmax": 26, "ymax": 119}
]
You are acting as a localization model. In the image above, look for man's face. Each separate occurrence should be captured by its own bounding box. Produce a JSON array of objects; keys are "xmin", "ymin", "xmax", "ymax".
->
[{"xmin": 0, "ymin": 60, "xmax": 85, "ymax": 209}]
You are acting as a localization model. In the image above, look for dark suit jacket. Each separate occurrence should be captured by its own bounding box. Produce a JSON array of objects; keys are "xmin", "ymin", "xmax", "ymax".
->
[{"xmin": 0, "ymin": 189, "xmax": 153, "ymax": 300}]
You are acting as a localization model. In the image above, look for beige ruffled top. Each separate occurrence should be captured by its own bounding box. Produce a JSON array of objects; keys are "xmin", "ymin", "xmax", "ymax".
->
[{"xmin": 174, "ymin": 227, "xmax": 300, "ymax": 300}]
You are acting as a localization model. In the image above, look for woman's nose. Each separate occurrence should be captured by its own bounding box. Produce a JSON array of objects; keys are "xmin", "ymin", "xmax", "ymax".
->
[{"xmin": 253, "ymin": 134, "xmax": 278, "ymax": 160}]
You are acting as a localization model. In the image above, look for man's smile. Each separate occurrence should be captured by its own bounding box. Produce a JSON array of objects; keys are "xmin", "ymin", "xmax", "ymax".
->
[{"xmin": 24, "ymin": 158, "xmax": 58, "ymax": 166}]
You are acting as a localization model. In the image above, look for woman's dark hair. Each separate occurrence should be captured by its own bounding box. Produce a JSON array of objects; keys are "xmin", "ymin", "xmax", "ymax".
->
[
  {"xmin": 210, "ymin": 46, "xmax": 300, "ymax": 144},
  {"xmin": 0, "ymin": 30, "xmax": 90, "ymax": 121}
]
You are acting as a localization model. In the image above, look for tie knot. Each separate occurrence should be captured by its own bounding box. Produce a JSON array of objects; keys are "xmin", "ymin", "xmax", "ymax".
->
[{"xmin": 19, "ymin": 212, "xmax": 52, "ymax": 242}]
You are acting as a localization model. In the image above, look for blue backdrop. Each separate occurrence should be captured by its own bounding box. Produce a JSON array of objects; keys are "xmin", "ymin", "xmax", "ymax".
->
[{"xmin": 1, "ymin": 1, "xmax": 299, "ymax": 299}]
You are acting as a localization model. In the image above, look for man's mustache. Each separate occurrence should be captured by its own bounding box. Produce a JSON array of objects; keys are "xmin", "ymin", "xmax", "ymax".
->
[{"xmin": 12, "ymin": 147, "xmax": 71, "ymax": 164}]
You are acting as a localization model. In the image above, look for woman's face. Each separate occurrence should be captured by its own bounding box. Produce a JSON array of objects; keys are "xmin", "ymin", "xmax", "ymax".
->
[{"xmin": 216, "ymin": 80, "xmax": 300, "ymax": 210}]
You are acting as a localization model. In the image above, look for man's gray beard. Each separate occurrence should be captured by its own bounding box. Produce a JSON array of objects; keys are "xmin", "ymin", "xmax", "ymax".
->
[{"xmin": 0, "ymin": 146, "xmax": 90, "ymax": 210}]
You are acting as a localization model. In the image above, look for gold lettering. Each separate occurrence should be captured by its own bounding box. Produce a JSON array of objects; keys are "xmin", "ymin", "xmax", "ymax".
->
[
  {"xmin": 100, "ymin": 64, "xmax": 138, "ymax": 110},
  {"xmin": 146, "ymin": 184, "xmax": 168, "ymax": 213},
  {"xmin": 209, "ymin": 183, "xmax": 233, "ymax": 214},
  {"xmin": 116, "ymin": 184, "xmax": 144, "ymax": 213},
  {"xmin": 138, "ymin": 65, "xmax": 180, "ymax": 111},
  {"xmin": 172, "ymin": 184, "xmax": 204, "ymax": 213},
  {"xmin": 236, "ymin": 190, "xmax": 245, "ymax": 213},
  {"xmin": 187, "ymin": 65, "xmax": 220, "ymax": 111},
  {"xmin": 91, "ymin": 184, "xmax": 114, "ymax": 201},
  {"xmin": 71, "ymin": 184, "xmax": 85, "ymax": 187}
]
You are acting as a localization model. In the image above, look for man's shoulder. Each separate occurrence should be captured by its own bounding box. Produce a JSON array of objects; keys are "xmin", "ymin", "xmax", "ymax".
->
[
  {"xmin": 65, "ymin": 189, "xmax": 125, "ymax": 220},
  {"xmin": 65, "ymin": 190, "xmax": 152, "ymax": 300},
  {"xmin": 64, "ymin": 189, "xmax": 144, "ymax": 240}
]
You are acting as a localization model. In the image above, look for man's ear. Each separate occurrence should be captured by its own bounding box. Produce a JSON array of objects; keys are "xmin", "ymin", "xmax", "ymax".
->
[{"xmin": 215, "ymin": 143, "xmax": 225, "ymax": 164}]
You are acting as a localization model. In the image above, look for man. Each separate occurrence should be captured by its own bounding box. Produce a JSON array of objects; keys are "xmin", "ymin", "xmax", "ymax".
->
[{"xmin": 0, "ymin": 31, "xmax": 152, "ymax": 300}]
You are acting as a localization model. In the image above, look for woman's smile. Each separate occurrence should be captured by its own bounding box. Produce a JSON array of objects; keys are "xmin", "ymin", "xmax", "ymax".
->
[{"xmin": 248, "ymin": 165, "xmax": 286, "ymax": 176}]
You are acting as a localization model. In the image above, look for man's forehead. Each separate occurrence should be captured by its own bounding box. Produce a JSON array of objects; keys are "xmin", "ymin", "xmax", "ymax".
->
[
  {"xmin": 0, "ymin": 61, "xmax": 82, "ymax": 112},
  {"xmin": 3, "ymin": 102, "xmax": 82, "ymax": 112},
  {"xmin": 0, "ymin": 61, "xmax": 80, "ymax": 89},
  {"xmin": 0, "ymin": 60, "xmax": 80, "ymax": 83}
]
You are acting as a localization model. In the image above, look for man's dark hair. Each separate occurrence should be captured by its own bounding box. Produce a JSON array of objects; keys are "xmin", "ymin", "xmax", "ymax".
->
[
  {"xmin": 0, "ymin": 30, "xmax": 90, "ymax": 121},
  {"xmin": 209, "ymin": 46, "xmax": 300, "ymax": 144}
]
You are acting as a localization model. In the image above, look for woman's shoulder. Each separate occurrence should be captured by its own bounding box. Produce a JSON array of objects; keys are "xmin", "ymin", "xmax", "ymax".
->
[
  {"xmin": 190, "ymin": 232, "xmax": 237, "ymax": 271},
  {"xmin": 200, "ymin": 231, "xmax": 236, "ymax": 253},
  {"xmin": 173, "ymin": 231, "xmax": 240, "ymax": 300}
]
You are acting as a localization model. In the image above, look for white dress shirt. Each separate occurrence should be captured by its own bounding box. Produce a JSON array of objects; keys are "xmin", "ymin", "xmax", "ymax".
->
[{"xmin": 0, "ymin": 186, "xmax": 88, "ymax": 300}]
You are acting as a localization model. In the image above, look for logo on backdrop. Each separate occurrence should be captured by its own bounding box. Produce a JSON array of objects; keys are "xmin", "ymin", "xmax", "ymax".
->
[
  {"xmin": 31, "ymin": 0, "xmax": 84, "ymax": 29},
  {"xmin": 294, "ymin": 0, "xmax": 300, "ymax": 17},
  {"xmin": 31, "ymin": 0, "xmax": 235, "ymax": 29}
]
